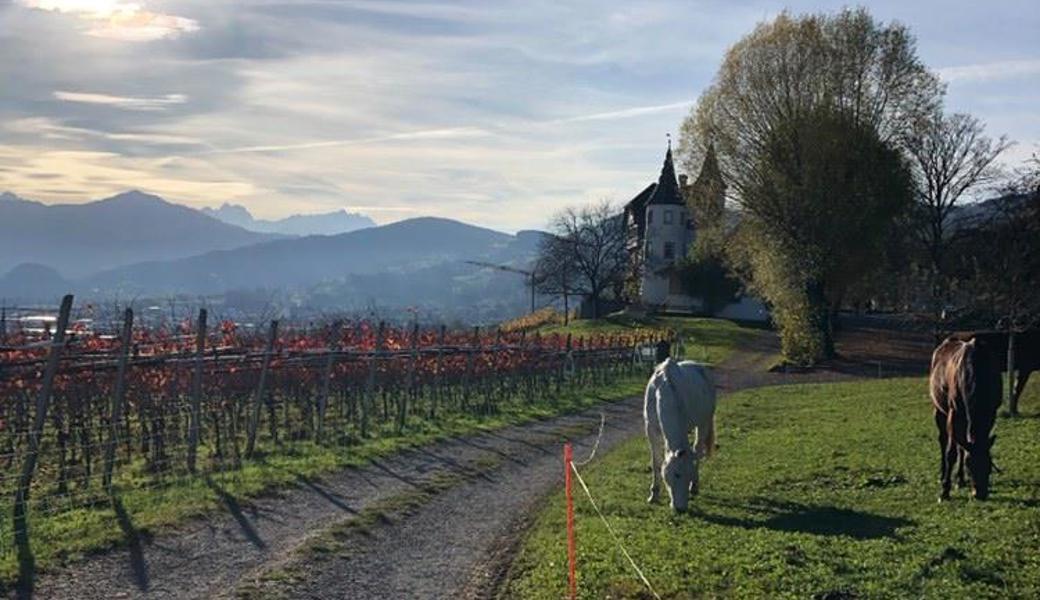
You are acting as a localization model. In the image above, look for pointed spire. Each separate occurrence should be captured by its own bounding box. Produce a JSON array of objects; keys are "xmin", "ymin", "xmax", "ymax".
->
[{"xmin": 647, "ymin": 139, "xmax": 683, "ymax": 206}]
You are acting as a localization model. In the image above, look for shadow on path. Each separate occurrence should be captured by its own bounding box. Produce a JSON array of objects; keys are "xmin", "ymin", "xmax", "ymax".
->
[
  {"xmin": 110, "ymin": 496, "xmax": 150, "ymax": 592},
  {"xmin": 294, "ymin": 474, "xmax": 359, "ymax": 514},
  {"xmin": 205, "ymin": 478, "xmax": 267, "ymax": 550}
]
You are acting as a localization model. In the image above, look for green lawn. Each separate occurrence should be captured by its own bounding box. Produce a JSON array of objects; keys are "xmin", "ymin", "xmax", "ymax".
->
[
  {"xmin": 1, "ymin": 316, "xmax": 752, "ymax": 587},
  {"xmin": 506, "ymin": 377, "xmax": 1040, "ymax": 599},
  {"xmin": 537, "ymin": 314, "xmax": 758, "ymax": 365}
]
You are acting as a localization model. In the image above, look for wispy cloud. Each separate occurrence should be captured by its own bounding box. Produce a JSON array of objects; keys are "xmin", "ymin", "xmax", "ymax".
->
[
  {"xmin": 552, "ymin": 101, "xmax": 693, "ymax": 124},
  {"xmin": 6, "ymin": 117, "xmax": 202, "ymax": 147},
  {"xmin": 938, "ymin": 59, "xmax": 1040, "ymax": 83},
  {"xmin": 19, "ymin": 0, "xmax": 199, "ymax": 41},
  {"xmin": 202, "ymin": 127, "xmax": 492, "ymax": 155},
  {"xmin": 54, "ymin": 90, "xmax": 188, "ymax": 111},
  {"xmin": 202, "ymin": 101, "xmax": 693, "ymax": 156}
]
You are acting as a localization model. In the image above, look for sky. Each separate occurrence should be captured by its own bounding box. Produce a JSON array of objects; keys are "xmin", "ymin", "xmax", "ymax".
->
[{"xmin": 1, "ymin": 0, "xmax": 1037, "ymax": 232}]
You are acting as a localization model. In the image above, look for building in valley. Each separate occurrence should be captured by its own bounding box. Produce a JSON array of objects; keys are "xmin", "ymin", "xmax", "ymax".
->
[{"xmin": 623, "ymin": 142, "xmax": 768, "ymax": 321}]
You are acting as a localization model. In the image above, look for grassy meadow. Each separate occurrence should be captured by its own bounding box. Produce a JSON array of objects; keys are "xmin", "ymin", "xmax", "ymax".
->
[
  {"xmin": 534, "ymin": 312, "xmax": 759, "ymax": 365},
  {"xmin": 506, "ymin": 377, "xmax": 1040, "ymax": 599}
]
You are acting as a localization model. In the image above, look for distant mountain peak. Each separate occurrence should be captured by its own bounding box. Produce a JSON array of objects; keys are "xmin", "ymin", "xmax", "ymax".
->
[
  {"xmin": 1, "ymin": 191, "xmax": 30, "ymax": 203},
  {"xmin": 103, "ymin": 190, "xmax": 168, "ymax": 205},
  {"xmin": 203, "ymin": 202, "xmax": 375, "ymax": 236}
]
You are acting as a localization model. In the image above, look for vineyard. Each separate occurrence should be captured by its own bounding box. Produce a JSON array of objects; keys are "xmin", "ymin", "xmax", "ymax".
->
[{"xmin": 0, "ymin": 296, "xmax": 665, "ymax": 579}]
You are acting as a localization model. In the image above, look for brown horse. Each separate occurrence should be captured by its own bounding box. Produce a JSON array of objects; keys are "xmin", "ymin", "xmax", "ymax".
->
[{"xmin": 930, "ymin": 336, "xmax": 1002, "ymax": 501}]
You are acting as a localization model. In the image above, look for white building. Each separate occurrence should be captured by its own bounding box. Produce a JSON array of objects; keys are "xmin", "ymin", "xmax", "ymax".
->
[
  {"xmin": 622, "ymin": 143, "xmax": 769, "ymax": 321},
  {"xmin": 623, "ymin": 143, "xmax": 700, "ymax": 312}
]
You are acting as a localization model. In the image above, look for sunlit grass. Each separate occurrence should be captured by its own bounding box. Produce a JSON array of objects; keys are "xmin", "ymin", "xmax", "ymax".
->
[
  {"xmin": 537, "ymin": 315, "xmax": 758, "ymax": 364},
  {"xmin": 507, "ymin": 377, "xmax": 1040, "ymax": 599}
]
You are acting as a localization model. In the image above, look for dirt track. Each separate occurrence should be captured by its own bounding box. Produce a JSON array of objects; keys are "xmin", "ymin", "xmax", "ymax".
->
[{"xmin": 26, "ymin": 324, "xmax": 930, "ymax": 599}]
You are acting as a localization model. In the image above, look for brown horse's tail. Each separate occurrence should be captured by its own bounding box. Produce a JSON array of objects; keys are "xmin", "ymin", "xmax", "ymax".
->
[{"xmin": 954, "ymin": 340, "xmax": 978, "ymax": 443}]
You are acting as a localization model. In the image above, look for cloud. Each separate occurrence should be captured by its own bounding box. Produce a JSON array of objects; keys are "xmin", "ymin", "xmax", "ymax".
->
[
  {"xmin": 201, "ymin": 101, "xmax": 692, "ymax": 156},
  {"xmin": 937, "ymin": 59, "xmax": 1040, "ymax": 84},
  {"xmin": 202, "ymin": 126, "xmax": 492, "ymax": 155},
  {"xmin": 2, "ymin": 0, "xmax": 1037, "ymax": 232},
  {"xmin": 54, "ymin": 90, "xmax": 188, "ymax": 111},
  {"xmin": 552, "ymin": 101, "xmax": 693, "ymax": 124},
  {"xmin": 18, "ymin": 0, "xmax": 199, "ymax": 41}
]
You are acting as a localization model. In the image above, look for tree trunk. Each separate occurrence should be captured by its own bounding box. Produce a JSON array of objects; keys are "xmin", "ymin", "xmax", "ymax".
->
[
  {"xmin": 1007, "ymin": 330, "xmax": 1018, "ymax": 417},
  {"xmin": 807, "ymin": 279, "xmax": 835, "ymax": 361}
]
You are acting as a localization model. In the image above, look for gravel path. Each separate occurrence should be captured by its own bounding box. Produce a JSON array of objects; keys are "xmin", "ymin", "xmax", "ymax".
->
[
  {"xmin": 25, "ymin": 326, "xmax": 928, "ymax": 599},
  {"xmin": 28, "ymin": 387, "xmax": 646, "ymax": 600}
]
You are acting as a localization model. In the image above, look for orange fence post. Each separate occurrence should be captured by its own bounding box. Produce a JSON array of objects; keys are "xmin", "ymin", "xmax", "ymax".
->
[{"xmin": 565, "ymin": 442, "xmax": 577, "ymax": 600}]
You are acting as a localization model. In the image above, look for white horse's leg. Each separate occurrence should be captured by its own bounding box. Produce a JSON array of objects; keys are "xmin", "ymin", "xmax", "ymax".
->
[{"xmin": 644, "ymin": 382, "xmax": 662, "ymax": 503}]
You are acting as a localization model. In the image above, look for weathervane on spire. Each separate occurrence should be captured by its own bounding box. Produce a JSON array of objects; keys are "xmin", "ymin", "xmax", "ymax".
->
[{"xmin": 666, "ymin": 132, "xmax": 671, "ymax": 150}]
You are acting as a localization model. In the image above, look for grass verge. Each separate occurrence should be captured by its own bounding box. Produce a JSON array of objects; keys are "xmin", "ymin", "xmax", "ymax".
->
[{"xmin": 505, "ymin": 377, "xmax": 1040, "ymax": 599}]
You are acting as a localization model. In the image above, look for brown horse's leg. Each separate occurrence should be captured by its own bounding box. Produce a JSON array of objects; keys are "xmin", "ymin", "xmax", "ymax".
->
[
  {"xmin": 939, "ymin": 411, "xmax": 957, "ymax": 501},
  {"xmin": 935, "ymin": 411, "xmax": 947, "ymax": 484},
  {"xmin": 956, "ymin": 447, "xmax": 967, "ymax": 489}
]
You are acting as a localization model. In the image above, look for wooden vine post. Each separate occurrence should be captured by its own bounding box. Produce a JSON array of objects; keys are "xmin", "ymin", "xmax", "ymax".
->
[
  {"xmin": 246, "ymin": 319, "xmax": 279, "ymax": 459},
  {"xmin": 431, "ymin": 325, "xmax": 445, "ymax": 419},
  {"xmin": 103, "ymin": 308, "xmax": 133, "ymax": 491},
  {"xmin": 13, "ymin": 294, "xmax": 73, "ymax": 577},
  {"xmin": 187, "ymin": 308, "xmax": 207, "ymax": 474},
  {"xmin": 398, "ymin": 322, "xmax": 419, "ymax": 433},
  {"xmin": 361, "ymin": 322, "xmax": 384, "ymax": 438},
  {"xmin": 317, "ymin": 320, "xmax": 342, "ymax": 442}
]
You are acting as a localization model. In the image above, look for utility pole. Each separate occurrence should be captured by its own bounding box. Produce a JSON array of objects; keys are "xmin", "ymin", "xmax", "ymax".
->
[{"xmin": 465, "ymin": 261, "xmax": 537, "ymax": 313}]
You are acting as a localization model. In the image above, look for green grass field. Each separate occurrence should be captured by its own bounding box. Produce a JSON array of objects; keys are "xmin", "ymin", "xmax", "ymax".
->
[
  {"xmin": 506, "ymin": 377, "xmax": 1040, "ymax": 599},
  {"xmin": 1, "ymin": 316, "xmax": 752, "ymax": 587},
  {"xmin": 537, "ymin": 313, "xmax": 759, "ymax": 365}
]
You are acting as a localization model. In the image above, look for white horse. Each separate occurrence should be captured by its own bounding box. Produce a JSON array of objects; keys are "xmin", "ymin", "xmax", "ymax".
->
[{"xmin": 644, "ymin": 357, "xmax": 717, "ymax": 512}]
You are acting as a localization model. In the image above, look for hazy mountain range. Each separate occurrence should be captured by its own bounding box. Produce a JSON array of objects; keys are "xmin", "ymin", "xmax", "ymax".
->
[
  {"xmin": 201, "ymin": 203, "xmax": 375, "ymax": 236},
  {"xmin": 0, "ymin": 190, "xmax": 279, "ymax": 277},
  {"xmin": 0, "ymin": 190, "xmax": 543, "ymax": 320}
]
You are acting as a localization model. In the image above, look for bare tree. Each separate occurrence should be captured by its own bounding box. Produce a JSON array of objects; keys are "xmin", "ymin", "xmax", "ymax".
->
[
  {"xmin": 532, "ymin": 247, "xmax": 579, "ymax": 324},
  {"xmin": 901, "ymin": 110, "xmax": 1011, "ymax": 329},
  {"xmin": 535, "ymin": 201, "xmax": 627, "ymax": 320}
]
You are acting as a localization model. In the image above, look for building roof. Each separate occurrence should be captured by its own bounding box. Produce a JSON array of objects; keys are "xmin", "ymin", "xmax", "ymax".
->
[
  {"xmin": 624, "ymin": 182, "xmax": 657, "ymax": 212},
  {"xmin": 646, "ymin": 146, "xmax": 684, "ymax": 206}
]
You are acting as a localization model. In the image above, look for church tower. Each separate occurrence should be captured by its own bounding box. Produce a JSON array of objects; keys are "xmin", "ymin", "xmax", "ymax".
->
[{"xmin": 638, "ymin": 141, "xmax": 694, "ymax": 308}]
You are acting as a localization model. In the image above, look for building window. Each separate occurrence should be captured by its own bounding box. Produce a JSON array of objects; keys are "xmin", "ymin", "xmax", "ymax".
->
[
  {"xmin": 664, "ymin": 210, "xmax": 673, "ymax": 224},
  {"xmin": 647, "ymin": 209, "xmax": 653, "ymax": 224},
  {"xmin": 645, "ymin": 240, "xmax": 653, "ymax": 258},
  {"xmin": 664, "ymin": 241, "xmax": 675, "ymax": 259}
]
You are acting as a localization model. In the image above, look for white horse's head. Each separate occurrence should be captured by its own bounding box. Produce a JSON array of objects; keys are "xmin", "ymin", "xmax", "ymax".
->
[{"xmin": 662, "ymin": 447, "xmax": 697, "ymax": 512}]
